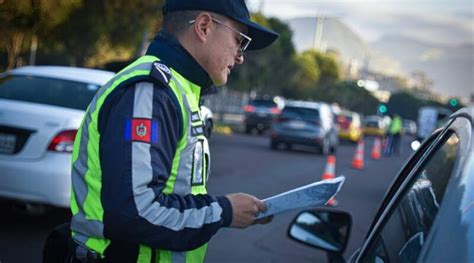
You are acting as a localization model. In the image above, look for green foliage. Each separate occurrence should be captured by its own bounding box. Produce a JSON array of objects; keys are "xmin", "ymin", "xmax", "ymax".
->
[
  {"xmin": 47, "ymin": 0, "xmax": 163, "ymax": 66},
  {"xmin": 227, "ymin": 14, "xmax": 298, "ymax": 96},
  {"xmin": 317, "ymin": 81, "xmax": 379, "ymax": 115},
  {"xmin": 0, "ymin": 0, "xmax": 80, "ymax": 69},
  {"xmin": 386, "ymin": 91, "xmax": 462, "ymax": 120},
  {"xmin": 0, "ymin": 0, "xmax": 163, "ymax": 69}
]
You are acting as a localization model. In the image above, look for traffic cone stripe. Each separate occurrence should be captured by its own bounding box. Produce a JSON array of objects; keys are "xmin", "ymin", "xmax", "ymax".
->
[
  {"xmin": 352, "ymin": 139, "xmax": 365, "ymax": 170},
  {"xmin": 371, "ymin": 137, "xmax": 382, "ymax": 160},
  {"xmin": 321, "ymin": 155, "xmax": 337, "ymax": 206},
  {"xmin": 322, "ymin": 155, "xmax": 336, "ymax": 180}
]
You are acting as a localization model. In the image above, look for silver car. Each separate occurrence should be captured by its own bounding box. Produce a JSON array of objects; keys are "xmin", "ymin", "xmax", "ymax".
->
[
  {"xmin": 270, "ymin": 101, "xmax": 338, "ymax": 155},
  {"xmin": 0, "ymin": 66, "xmax": 114, "ymax": 209}
]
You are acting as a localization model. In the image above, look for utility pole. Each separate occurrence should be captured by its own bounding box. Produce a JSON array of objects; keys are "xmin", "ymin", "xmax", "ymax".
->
[{"xmin": 313, "ymin": 16, "xmax": 325, "ymax": 51}]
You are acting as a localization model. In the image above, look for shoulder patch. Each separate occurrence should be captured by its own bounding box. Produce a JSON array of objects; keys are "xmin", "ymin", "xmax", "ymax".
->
[{"xmin": 150, "ymin": 62, "xmax": 172, "ymax": 85}]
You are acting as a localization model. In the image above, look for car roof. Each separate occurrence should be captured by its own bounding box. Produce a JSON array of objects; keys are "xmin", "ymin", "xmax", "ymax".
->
[
  {"xmin": 284, "ymin": 100, "xmax": 324, "ymax": 109},
  {"xmin": 7, "ymin": 66, "xmax": 115, "ymax": 86}
]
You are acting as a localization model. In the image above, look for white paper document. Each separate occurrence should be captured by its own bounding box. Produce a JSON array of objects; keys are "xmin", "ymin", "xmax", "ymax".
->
[{"xmin": 257, "ymin": 176, "xmax": 345, "ymax": 219}]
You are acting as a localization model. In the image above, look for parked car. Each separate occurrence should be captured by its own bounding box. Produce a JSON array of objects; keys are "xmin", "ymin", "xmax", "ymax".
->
[
  {"xmin": 270, "ymin": 101, "xmax": 338, "ymax": 155},
  {"xmin": 363, "ymin": 115, "xmax": 386, "ymax": 137},
  {"xmin": 288, "ymin": 106, "xmax": 474, "ymax": 262},
  {"xmin": 402, "ymin": 119, "xmax": 417, "ymax": 136},
  {"xmin": 200, "ymin": 105, "xmax": 213, "ymax": 139},
  {"xmin": 337, "ymin": 111, "xmax": 363, "ymax": 143},
  {"xmin": 0, "ymin": 66, "xmax": 114, "ymax": 210},
  {"xmin": 243, "ymin": 98, "xmax": 281, "ymax": 134}
]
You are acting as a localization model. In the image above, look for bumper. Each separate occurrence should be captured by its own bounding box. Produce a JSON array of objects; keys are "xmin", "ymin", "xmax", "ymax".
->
[
  {"xmin": 339, "ymin": 130, "xmax": 362, "ymax": 142},
  {"xmin": 364, "ymin": 128, "xmax": 385, "ymax": 136},
  {"xmin": 0, "ymin": 153, "xmax": 71, "ymax": 208},
  {"xmin": 272, "ymin": 132, "xmax": 324, "ymax": 147},
  {"xmin": 244, "ymin": 115, "xmax": 274, "ymax": 130}
]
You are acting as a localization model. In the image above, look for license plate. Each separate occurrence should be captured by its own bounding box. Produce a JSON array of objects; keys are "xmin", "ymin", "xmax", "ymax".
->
[{"xmin": 0, "ymin": 133, "xmax": 16, "ymax": 154}]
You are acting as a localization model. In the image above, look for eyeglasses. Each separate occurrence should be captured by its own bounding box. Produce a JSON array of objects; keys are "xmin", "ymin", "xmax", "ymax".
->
[{"xmin": 189, "ymin": 17, "xmax": 252, "ymax": 56}]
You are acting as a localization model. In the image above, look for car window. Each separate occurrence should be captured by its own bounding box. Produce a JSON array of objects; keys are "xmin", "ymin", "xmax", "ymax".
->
[
  {"xmin": 282, "ymin": 107, "xmax": 320, "ymax": 122},
  {"xmin": 0, "ymin": 75, "xmax": 99, "ymax": 110},
  {"xmin": 363, "ymin": 132, "xmax": 460, "ymax": 263},
  {"xmin": 250, "ymin": 99, "xmax": 277, "ymax": 108}
]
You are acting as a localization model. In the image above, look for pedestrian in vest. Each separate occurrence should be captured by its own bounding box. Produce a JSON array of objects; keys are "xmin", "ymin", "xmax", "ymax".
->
[
  {"xmin": 68, "ymin": 0, "xmax": 278, "ymax": 262},
  {"xmin": 387, "ymin": 114, "xmax": 403, "ymax": 156}
]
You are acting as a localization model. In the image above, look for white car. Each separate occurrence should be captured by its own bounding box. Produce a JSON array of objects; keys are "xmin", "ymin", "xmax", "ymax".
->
[
  {"xmin": 0, "ymin": 66, "xmax": 114, "ymax": 209},
  {"xmin": 200, "ymin": 105, "xmax": 213, "ymax": 139}
]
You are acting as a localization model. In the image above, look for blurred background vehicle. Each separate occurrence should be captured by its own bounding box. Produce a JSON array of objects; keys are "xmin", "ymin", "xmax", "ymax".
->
[
  {"xmin": 243, "ymin": 98, "xmax": 281, "ymax": 134},
  {"xmin": 416, "ymin": 106, "xmax": 452, "ymax": 142},
  {"xmin": 200, "ymin": 105, "xmax": 213, "ymax": 139},
  {"xmin": 270, "ymin": 101, "xmax": 338, "ymax": 155},
  {"xmin": 288, "ymin": 106, "xmax": 473, "ymax": 263},
  {"xmin": 0, "ymin": 66, "xmax": 114, "ymax": 211},
  {"xmin": 337, "ymin": 111, "xmax": 363, "ymax": 143},
  {"xmin": 402, "ymin": 119, "xmax": 417, "ymax": 136},
  {"xmin": 363, "ymin": 115, "xmax": 387, "ymax": 137}
]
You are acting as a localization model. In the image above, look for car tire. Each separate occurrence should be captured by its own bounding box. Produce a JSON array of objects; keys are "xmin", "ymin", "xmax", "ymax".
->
[
  {"xmin": 245, "ymin": 125, "xmax": 252, "ymax": 134},
  {"xmin": 204, "ymin": 120, "xmax": 213, "ymax": 139},
  {"xmin": 270, "ymin": 140, "xmax": 278, "ymax": 150}
]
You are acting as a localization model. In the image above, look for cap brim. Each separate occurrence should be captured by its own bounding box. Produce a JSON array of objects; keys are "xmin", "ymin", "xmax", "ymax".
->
[{"xmin": 234, "ymin": 18, "xmax": 279, "ymax": 50}]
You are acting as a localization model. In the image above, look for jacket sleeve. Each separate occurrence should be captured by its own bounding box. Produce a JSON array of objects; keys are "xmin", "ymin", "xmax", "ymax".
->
[{"xmin": 98, "ymin": 81, "xmax": 232, "ymax": 251}]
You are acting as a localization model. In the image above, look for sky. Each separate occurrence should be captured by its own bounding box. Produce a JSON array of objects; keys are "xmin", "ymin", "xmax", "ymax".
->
[{"xmin": 247, "ymin": 0, "xmax": 474, "ymax": 46}]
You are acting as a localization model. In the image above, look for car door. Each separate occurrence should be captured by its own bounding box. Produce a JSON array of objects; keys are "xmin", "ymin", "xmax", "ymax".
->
[{"xmin": 353, "ymin": 111, "xmax": 472, "ymax": 263}]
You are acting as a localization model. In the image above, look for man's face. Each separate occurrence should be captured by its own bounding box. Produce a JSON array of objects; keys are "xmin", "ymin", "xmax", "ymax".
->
[{"xmin": 203, "ymin": 17, "xmax": 247, "ymax": 86}]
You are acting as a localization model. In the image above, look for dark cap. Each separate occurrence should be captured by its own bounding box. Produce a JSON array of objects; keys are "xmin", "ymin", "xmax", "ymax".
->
[{"xmin": 162, "ymin": 0, "xmax": 279, "ymax": 50}]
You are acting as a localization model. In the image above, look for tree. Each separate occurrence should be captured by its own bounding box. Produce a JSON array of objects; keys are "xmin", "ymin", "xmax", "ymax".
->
[
  {"xmin": 227, "ymin": 14, "xmax": 298, "ymax": 97},
  {"xmin": 319, "ymin": 81, "xmax": 379, "ymax": 115},
  {"xmin": 0, "ymin": 0, "xmax": 80, "ymax": 69},
  {"xmin": 48, "ymin": 0, "xmax": 163, "ymax": 67}
]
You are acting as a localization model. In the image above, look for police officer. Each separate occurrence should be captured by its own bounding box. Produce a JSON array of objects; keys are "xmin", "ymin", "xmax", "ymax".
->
[
  {"xmin": 69, "ymin": 0, "xmax": 278, "ymax": 262},
  {"xmin": 387, "ymin": 114, "xmax": 403, "ymax": 156}
]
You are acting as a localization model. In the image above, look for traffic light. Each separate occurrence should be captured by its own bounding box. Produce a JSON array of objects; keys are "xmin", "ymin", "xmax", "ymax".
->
[
  {"xmin": 378, "ymin": 104, "xmax": 387, "ymax": 114},
  {"xmin": 449, "ymin": 98, "xmax": 458, "ymax": 107}
]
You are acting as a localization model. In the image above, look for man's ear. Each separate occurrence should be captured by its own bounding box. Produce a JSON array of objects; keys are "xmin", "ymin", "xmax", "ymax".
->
[{"xmin": 192, "ymin": 12, "xmax": 214, "ymax": 43}]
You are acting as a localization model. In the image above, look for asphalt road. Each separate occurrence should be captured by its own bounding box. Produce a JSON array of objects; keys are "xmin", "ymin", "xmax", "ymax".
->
[{"xmin": 0, "ymin": 133, "xmax": 412, "ymax": 263}]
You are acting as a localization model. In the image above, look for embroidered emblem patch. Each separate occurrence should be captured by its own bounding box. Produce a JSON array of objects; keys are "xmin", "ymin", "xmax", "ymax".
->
[
  {"xmin": 150, "ymin": 62, "xmax": 172, "ymax": 84},
  {"xmin": 191, "ymin": 111, "xmax": 201, "ymax": 122},
  {"xmin": 154, "ymin": 62, "xmax": 171, "ymax": 74},
  {"xmin": 125, "ymin": 118, "xmax": 159, "ymax": 143}
]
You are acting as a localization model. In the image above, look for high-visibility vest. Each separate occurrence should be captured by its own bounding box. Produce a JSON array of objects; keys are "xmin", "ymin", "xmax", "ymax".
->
[{"xmin": 70, "ymin": 55, "xmax": 211, "ymax": 262}]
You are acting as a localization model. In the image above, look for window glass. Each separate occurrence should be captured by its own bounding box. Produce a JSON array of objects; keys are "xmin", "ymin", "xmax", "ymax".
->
[
  {"xmin": 282, "ymin": 107, "xmax": 320, "ymax": 122},
  {"xmin": 250, "ymin": 99, "xmax": 277, "ymax": 108},
  {"xmin": 0, "ymin": 75, "xmax": 99, "ymax": 110},
  {"xmin": 364, "ymin": 132, "xmax": 460, "ymax": 263}
]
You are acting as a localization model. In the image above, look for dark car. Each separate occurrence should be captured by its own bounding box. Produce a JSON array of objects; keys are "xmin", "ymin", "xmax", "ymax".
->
[
  {"xmin": 288, "ymin": 106, "xmax": 474, "ymax": 262},
  {"xmin": 243, "ymin": 99, "xmax": 281, "ymax": 134},
  {"xmin": 270, "ymin": 101, "xmax": 338, "ymax": 155}
]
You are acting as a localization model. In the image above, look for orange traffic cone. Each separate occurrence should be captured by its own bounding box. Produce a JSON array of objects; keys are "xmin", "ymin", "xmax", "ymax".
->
[
  {"xmin": 371, "ymin": 137, "xmax": 382, "ymax": 160},
  {"xmin": 352, "ymin": 139, "xmax": 365, "ymax": 170},
  {"xmin": 321, "ymin": 155, "xmax": 336, "ymax": 180},
  {"xmin": 321, "ymin": 155, "xmax": 338, "ymax": 206}
]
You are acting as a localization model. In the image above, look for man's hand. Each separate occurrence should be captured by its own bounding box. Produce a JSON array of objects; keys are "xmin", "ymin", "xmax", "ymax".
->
[{"xmin": 226, "ymin": 193, "xmax": 272, "ymax": 228}]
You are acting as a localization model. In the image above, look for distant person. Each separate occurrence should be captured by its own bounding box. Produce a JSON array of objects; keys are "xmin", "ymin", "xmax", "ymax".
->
[
  {"xmin": 387, "ymin": 114, "xmax": 403, "ymax": 156},
  {"xmin": 66, "ymin": 0, "xmax": 278, "ymax": 262}
]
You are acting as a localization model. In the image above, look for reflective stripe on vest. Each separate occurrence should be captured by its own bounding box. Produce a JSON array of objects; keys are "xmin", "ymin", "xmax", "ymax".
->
[{"xmin": 70, "ymin": 55, "xmax": 212, "ymax": 262}]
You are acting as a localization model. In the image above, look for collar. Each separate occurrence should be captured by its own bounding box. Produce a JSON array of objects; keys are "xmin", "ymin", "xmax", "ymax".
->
[{"xmin": 146, "ymin": 30, "xmax": 215, "ymax": 94}]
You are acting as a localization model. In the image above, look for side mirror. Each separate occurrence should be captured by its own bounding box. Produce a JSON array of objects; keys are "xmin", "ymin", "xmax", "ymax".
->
[{"xmin": 288, "ymin": 209, "xmax": 352, "ymax": 254}]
